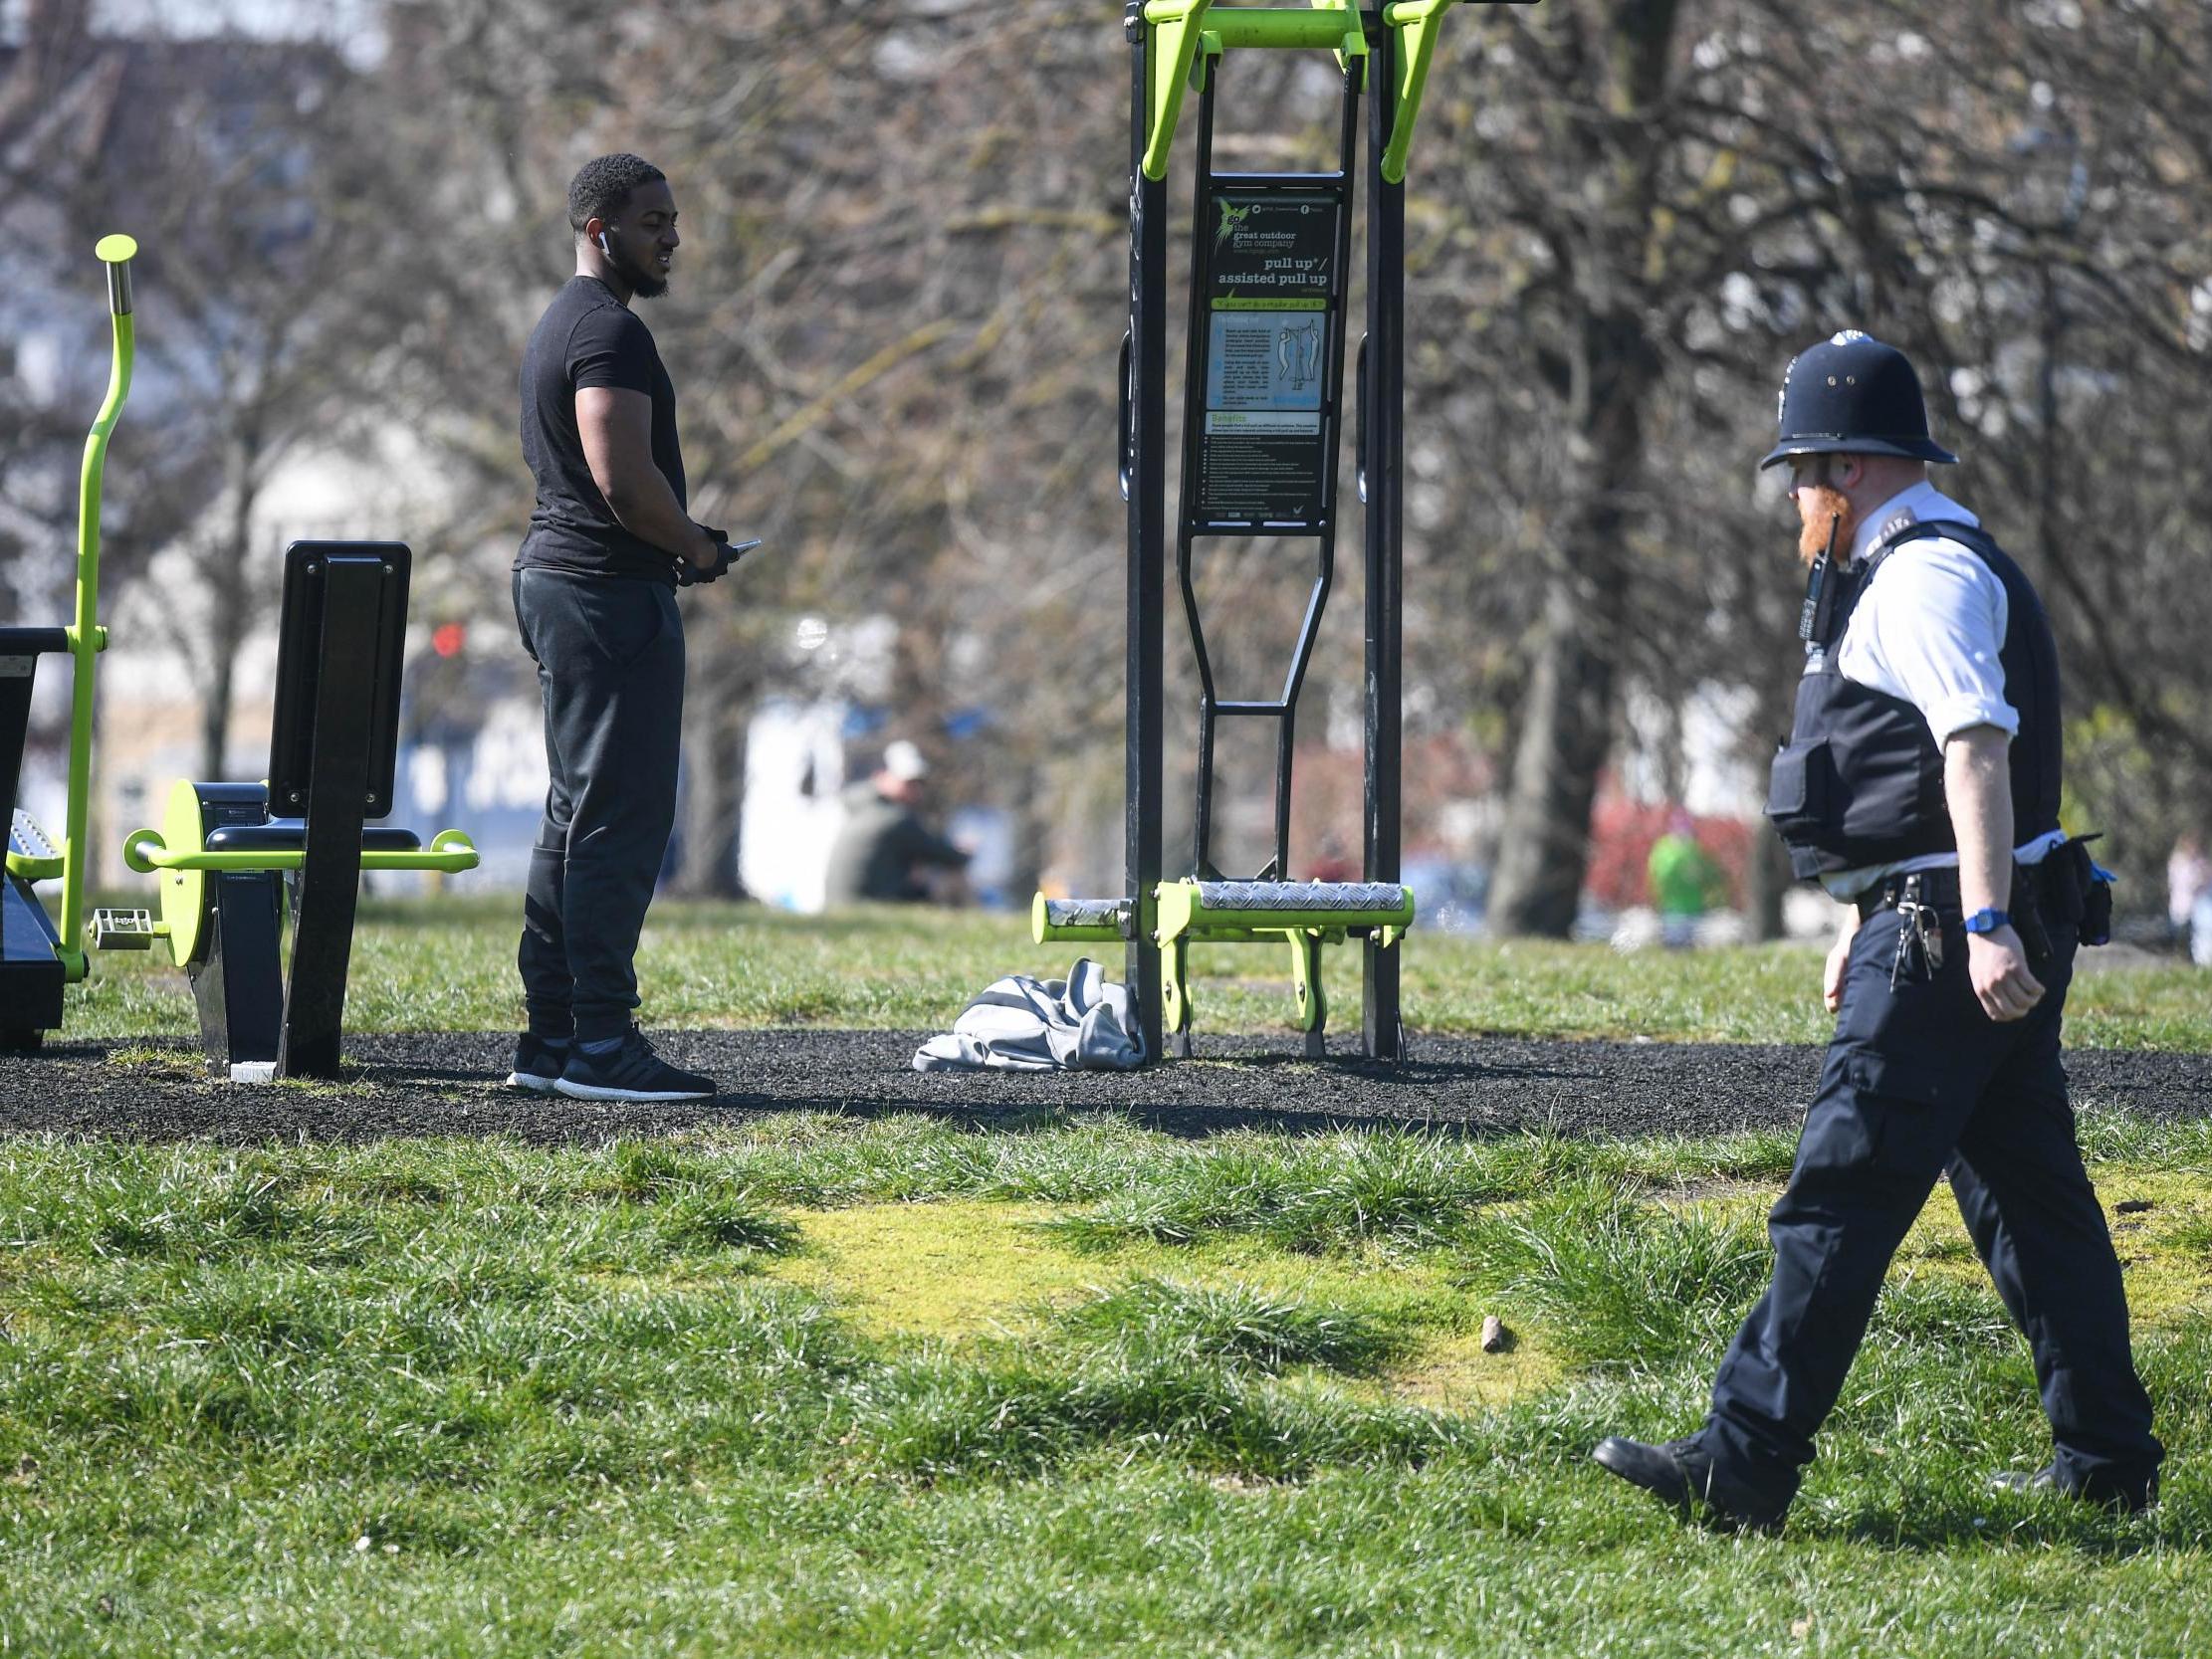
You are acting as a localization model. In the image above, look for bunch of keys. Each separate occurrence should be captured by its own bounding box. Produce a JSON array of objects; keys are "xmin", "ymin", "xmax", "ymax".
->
[{"xmin": 1888, "ymin": 877, "xmax": 1946, "ymax": 990}]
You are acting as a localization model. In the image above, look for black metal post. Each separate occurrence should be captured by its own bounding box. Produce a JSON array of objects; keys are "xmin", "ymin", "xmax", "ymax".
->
[
  {"xmin": 186, "ymin": 782, "xmax": 288, "ymax": 1077},
  {"xmin": 275, "ymin": 551, "xmax": 384, "ymax": 1079},
  {"xmin": 199, "ymin": 871, "xmax": 285, "ymax": 1074},
  {"xmin": 1126, "ymin": 4, "xmax": 1166, "ymax": 1061},
  {"xmin": 1177, "ymin": 60, "xmax": 1220, "ymax": 882},
  {"xmin": 1362, "ymin": 20, "xmax": 1406, "ymax": 1062}
]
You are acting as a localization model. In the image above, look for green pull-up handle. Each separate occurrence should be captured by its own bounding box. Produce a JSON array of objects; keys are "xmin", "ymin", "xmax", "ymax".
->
[
  {"xmin": 1378, "ymin": 0, "xmax": 1448, "ymax": 184},
  {"xmin": 1138, "ymin": 0, "xmax": 1209, "ymax": 184},
  {"xmin": 1138, "ymin": 1, "xmax": 1481, "ymax": 184},
  {"xmin": 1140, "ymin": 3, "xmax": 1366, "ymax": 182}
]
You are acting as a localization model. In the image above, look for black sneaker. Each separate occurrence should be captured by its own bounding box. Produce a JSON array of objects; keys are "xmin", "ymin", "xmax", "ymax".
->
[
  {"xmin": 505, "ymin": 1033, "xmax": 571, "ymax": 1094},
  {"xmin": 553, "ymin": 1025, "xmax": 717, "ymax": 1102}
]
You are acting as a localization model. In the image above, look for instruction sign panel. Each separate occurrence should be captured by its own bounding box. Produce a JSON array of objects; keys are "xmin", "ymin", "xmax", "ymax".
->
[{"xmin": 1195, "ymin": 191, "xmax": 1340, "ymax": 525}]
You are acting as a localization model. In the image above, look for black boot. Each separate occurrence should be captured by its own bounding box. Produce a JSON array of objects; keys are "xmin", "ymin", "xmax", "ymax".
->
[
  {"xmin": 1592, "ymin": 1436, "xmax": 1786, "ymax": 1535},
  {"xmin": 1989, "ymin": 1462, "xmax": 2157, "ymax": 1514}
]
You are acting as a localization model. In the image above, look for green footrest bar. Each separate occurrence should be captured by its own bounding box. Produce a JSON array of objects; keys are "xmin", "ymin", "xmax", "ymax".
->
[{"xmin": 1032, "ymin": 894, "xmax": 1131, "ymax": 943}]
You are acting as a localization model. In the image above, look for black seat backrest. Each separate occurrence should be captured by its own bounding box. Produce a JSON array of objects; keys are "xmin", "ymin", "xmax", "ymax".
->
[
  {"xmin": 267, "ymin": 541, "xmax": 411, "ymax": 820},
  {"xmin": 1, "ymin": 630, "xmax": 70, "ymax": 841}
]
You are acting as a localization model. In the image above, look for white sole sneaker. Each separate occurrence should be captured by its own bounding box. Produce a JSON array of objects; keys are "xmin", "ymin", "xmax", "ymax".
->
[
  {"xmin": 551, "ymin": 1077, "xmax": 714, "ymax": 1103},
  {"xmin": 505, "ymin": 1070, "xmax": 562, "ymax": 1094}
]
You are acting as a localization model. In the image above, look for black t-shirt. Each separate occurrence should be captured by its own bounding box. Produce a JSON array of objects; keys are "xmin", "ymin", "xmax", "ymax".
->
[{"xmin": 516, "ymin": 275, "xmax": 686, "ymax": 583}]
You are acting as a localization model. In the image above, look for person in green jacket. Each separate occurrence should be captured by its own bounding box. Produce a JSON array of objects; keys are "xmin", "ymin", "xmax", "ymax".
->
[{"xmin": 1648, "ymin": 809, "xmax": 1723, "ymax": 948}]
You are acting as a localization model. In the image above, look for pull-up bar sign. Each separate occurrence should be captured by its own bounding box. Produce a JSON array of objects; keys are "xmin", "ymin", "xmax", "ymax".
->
[{"xmin": 1195, "ymin": 188, "xmax": 1345, "ymax": 526}]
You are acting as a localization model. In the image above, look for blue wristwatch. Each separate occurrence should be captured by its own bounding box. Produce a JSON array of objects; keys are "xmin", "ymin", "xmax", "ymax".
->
[{"xmin": 1962, "ymin": 909, "xmax": 2011, "ymax": 935}]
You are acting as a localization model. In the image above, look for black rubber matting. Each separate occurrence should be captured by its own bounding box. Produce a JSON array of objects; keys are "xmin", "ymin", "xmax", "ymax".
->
[{"xmin": 1, "ymin": 1031, "xmax": 2206, "ymax": 1145}]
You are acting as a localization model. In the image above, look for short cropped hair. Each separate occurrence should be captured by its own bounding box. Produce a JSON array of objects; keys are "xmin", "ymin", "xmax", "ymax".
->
[{"xmin": 566, "ymin": 153, "xmax": 666, "ymax": 236}]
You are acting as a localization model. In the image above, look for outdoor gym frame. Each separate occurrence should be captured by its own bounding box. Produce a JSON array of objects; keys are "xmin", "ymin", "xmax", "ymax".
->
[
  {"xmin": 1, "ymin": 238, "xmax": 479, "ymax": 1077},
  {"xmin": 1036, "ymin": 2, "xmax": 1523, "ymax": 1063}
]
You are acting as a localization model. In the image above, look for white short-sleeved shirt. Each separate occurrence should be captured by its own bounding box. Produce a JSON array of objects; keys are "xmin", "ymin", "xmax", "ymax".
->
[{"xmin": 1821, "ymin": 482, "xmax": 2065, "ymax": 899}]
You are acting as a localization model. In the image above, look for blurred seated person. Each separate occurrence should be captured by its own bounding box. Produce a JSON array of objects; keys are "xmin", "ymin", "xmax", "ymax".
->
[{"xmin": 824, "ymin": 740, "xmax": 971, "ymax": 906}]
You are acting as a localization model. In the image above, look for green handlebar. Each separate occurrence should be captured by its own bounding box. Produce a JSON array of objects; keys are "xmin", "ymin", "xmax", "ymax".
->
[
  {"xmin": 121, "ymin": 827, "xmax": 482, "ymax": 876},
  {"xmin": 57, "ymin": 235, "xmax": 137, "ymax": 977},
  {"xmin": 96, "ymin": 233, "xmax": 136, "ymax": 313}
]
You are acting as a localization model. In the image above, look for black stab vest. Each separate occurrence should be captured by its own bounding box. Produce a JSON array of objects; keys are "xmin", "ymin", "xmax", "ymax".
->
[{"xmin": 1766, "ymin": 519, "xmax": 2063, "ymax": 882}]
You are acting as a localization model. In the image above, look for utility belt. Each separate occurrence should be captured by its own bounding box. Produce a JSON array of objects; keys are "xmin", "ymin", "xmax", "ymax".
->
[{"xmin": 1855, "ymin": 839, "xmax": 2113, "ymax": 988}]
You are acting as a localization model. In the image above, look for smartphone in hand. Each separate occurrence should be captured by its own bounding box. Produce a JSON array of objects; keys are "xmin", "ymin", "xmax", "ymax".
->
[{"xmin": 677, "ymin": 538, "xmax": 763, "ymax": 587}]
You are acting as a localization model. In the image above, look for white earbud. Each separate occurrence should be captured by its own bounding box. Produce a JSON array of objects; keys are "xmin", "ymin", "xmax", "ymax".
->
[{"xmin": 596, "ymin": 230, "xmax": 612, "ymax": 257}]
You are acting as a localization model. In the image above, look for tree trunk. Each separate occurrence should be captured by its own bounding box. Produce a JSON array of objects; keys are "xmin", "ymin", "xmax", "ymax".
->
[
  {"xmin": 197, "ymin": 431, "xmax": 259, "ymax": 780},
  {"xmin": 1483, "ymin": 1, "xmax": 1681, "ymax": 937},
  {"xmin": 1743, "ymin": 671, "xmax": 1796, "ymax": 941},
  {"xmin": 1487, "ymin": 311, "xmax": 1657, "ymax": 936},
  {"xmin": 1745, "ymin": 819, "xmax": 1790, "ymax": 941},
  {"xmin": 672, "ymin": 640, "xmax": 753, "ymax": 899},
  {"xmin": 199, "ymin": 647, "xmax": 234, "ymax": 782},
  {"xmin": 1488, "ymin": 573, "xmax": 1620, "ymax": 935}
]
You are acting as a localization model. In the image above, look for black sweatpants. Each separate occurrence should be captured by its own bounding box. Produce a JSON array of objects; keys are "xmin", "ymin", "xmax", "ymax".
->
[
  {"xmin": 512, "ymin": 568, "xmax": 684, "ymax": 1044},
  {"xmin": 1701, "ymin": 902, "xmax": 2162, "ymax": 1512}
]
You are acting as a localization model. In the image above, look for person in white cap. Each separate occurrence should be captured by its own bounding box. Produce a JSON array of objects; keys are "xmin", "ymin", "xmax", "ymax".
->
[{"xmin": 823, "ymin": 740, "xmax": 970, "ymax": 906}]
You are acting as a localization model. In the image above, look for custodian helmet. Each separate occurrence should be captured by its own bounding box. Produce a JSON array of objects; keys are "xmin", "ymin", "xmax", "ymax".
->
[{"xmin": 1759, "ymin": 330, "xmax": 1959, "ymax": 471}]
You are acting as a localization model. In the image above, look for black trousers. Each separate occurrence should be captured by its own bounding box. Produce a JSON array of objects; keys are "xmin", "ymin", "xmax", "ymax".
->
[
  {"xmin": 512, "ymin": 569, "xmax": 684, "ymax": 1044},
  {"xmin": 1701, "ymin": 902, "xmax": 2161, "ymax": 1512}
]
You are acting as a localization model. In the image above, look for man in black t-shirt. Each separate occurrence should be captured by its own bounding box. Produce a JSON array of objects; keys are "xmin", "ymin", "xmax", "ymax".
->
[{"xmin": 507, "ymin": 152, "xmax": 746, "ymax": 1103}]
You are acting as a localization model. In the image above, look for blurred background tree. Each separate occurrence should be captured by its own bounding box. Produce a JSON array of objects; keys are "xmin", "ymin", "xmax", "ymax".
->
[{"xmin": 1, "ymin": 0, "xmax": 2206, "ymax": 929}]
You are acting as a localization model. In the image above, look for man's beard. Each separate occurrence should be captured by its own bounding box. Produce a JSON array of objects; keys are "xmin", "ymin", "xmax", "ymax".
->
[
  {"xmin": 615, "ymin": 243, "xmax": 669, "ymax": 300},
  {"xmin": 1797, "ymin": 485, "xmax": 1856, "ymax": 568}
]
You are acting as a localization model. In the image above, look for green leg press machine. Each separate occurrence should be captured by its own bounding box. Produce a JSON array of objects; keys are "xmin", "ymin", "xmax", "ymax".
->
[
  {"xmin": 0, "ymin": 237, "xmax": 478, "ymax": 1079},
  {"xmin": 1034, "ymin": 3, "xmax": 1523, "ymax": 1061}
]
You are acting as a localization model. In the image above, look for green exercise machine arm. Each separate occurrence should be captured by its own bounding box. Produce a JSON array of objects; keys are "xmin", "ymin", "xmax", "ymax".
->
[
  {"xmin": 120, "ymin": 827, "xmax": 483, "ymax": 876},
  {"xmin": 54, "ymin": 233, "xmax": 137, "ymax": 978},
  {"xmin": 1138, "ymin": 1, "xmax": 1489, "ymax": 184}
]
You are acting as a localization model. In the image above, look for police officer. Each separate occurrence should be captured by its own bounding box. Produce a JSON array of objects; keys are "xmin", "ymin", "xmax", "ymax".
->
[{"xmin": 1592, "ymin": 332, "xmax": 2162, "ymax": 1530}]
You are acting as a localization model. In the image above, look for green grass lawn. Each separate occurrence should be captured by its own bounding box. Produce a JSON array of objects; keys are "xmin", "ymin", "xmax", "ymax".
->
[
  {"xmin": 62, "ymin": 896, "xmax": 2212, "ymax": 1049},
  {"xmin": 3, "ymin": 1116, "xmax": 2210, "ymax": 1656},
  {"xmin": 12, "ymin": 907, "xmax": 2212, "ymax": 1654}
]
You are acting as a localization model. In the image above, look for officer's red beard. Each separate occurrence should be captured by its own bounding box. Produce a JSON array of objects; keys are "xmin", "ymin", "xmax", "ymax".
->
[{"xmin": 1796, "ymin": 486, "xmax": 1857, "ymax": 568}]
